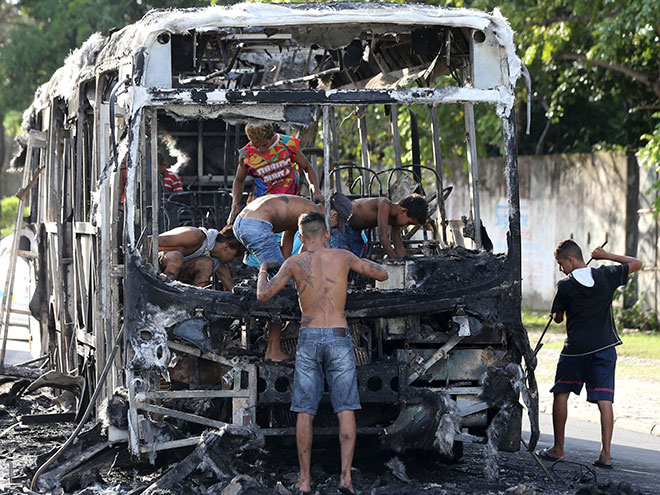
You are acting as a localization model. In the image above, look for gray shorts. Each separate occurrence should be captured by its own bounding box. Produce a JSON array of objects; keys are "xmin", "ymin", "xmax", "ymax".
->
[
  {"xmin": 233, "ymin": 215, "xmax": 285, "ymax": 266},
  {"xmin": 291, "ymin": 327, "xmax": 361, "ymax": 415}
]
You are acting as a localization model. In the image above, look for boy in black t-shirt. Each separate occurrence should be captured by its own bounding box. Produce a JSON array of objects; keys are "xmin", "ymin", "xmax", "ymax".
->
[{"xmin": 536, "ymin": 240, "xmax": 641, "ymax": 469}]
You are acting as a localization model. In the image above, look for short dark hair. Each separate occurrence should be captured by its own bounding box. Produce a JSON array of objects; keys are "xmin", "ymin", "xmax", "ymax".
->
[
  {"xmin": 398, "ymin": 193, "xmax": 428, "ymax": 224},
  {"xmin": 218, "ymin": 225, "xmax": 245, "ymax": 256},
  {"xmin": 554, "ymin": 239, "xmax": 583, "ymax": 261},
  {"xmin": 299, "ymin": 211, "xmax": 327, "ymax": 238}
]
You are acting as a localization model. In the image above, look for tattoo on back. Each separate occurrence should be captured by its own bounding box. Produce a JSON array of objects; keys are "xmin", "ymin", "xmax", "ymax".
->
[
  {"xmin": 278, "ymin": 196, "xmax": 290, "ymax": 204},
  {"xmin": 296, "ymin": 256, "xmax": 314, "ymax": 288}
]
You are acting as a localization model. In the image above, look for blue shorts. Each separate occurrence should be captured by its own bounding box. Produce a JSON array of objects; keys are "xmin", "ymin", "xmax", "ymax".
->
[
  {"xmin": 233, "ymin": 216, "xmax": 285, "ymax": 267},
  {"xmin": 330, "ymin": 221, "xmax": 366, "ymax": 257},
  {"xmin": 291, "ymin": 327, "xmax": 361, "ymax": 415},
  {"xmin": 550, "ymin": 346, "xmax": 617, "ymax": 403}
]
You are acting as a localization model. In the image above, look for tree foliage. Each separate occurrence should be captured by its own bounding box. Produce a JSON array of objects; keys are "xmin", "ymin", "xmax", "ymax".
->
[
  {"xmin": 0, "ymin": 1, "xmax": 238, "ymax": 118},
  {"xmin": 1, "ymin": 0, "xmax": 660, "ymax": 175},
  {"xmin": 452, "ymin": 0, "xmax": 660, "ymax": 157},
  {"xmin": 0, "ymin": 196, "xmax": 27, "ymax": 238}
]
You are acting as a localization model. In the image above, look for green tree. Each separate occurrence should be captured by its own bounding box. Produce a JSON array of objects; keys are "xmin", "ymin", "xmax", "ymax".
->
[
  {"xmin": 0, "ymin": 0, "xmax": 23, "ymax": 164},
  {"xmin": 0, "ymin": 1, "xmax": 238, "ymax": 117},
  {"xmin": 0, "ymin": 196, "xmax": 27, "ymax": 238},
  {"xmin": 431, "ymin": 0, "xmax": 660, "ymax": 158}
]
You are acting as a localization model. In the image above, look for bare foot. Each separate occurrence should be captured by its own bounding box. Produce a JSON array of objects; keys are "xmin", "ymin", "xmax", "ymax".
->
[
  {"xmin": 264, "ymin": 350, "xmax": 291, "ymax": 362},
  {"xmin": 294, "ymin": 480, "xmax": 311, "ymax": 493}
]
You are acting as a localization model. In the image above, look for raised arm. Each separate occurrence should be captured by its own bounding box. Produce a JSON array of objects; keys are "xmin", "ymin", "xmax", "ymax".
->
[
  {"xmin": 377, "ymin": 200, "xmax": 397, "ymax": 259},
  {"xmin": 229, "ymin": 161, "xmax": 248, "ymax": 224},
  {"xmin": 295, "ymin": 151, "xmax": 322, "ymax": 203},
  {"xmin": 349, "ymin": 255, "xmax": 388, "ymax": 282},
  {"xmin": 591, "ymin": 247, "xmax": 643, "ymax": 274},
  {"xmin": 257, "ymin": 260, "xmax": 294, "ymax": 302}
]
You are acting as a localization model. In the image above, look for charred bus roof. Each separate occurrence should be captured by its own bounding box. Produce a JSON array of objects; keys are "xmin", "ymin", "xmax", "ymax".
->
[{"xmin": 20, "ymin": 2, "xmax": 523, "ymax": 122}]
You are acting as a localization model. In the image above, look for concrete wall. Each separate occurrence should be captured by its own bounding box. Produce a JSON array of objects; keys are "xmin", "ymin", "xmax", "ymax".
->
[
  {"xmin": 441, "ymin": 151, "xmax": 646, "ymax": 311},
  {"xmin": 637, "ymin": 163, "xmax": 659, "ymax": 318}
]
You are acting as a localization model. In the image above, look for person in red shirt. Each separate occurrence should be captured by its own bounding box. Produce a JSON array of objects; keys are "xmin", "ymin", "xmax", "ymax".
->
[{"xmin": 159, "ymin": 153, "xmax": 183, "ymax": 193}]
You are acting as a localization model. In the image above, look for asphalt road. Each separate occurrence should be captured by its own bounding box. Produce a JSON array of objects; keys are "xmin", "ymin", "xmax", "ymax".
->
[{"xmin": 524, "ymin": 412, "xmax": 660, "ymax": 493}]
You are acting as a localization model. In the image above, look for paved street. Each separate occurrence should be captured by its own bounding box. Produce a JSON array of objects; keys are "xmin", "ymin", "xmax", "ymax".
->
[{"xmin": 524, "ymin": 412, "xmax": 660, "ymax": 493}]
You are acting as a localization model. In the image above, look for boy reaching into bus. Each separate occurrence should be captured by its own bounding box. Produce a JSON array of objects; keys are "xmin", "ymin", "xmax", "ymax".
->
[
  {"xmin": 256, "ymin": 211, "xmax": 388, "ymax": 495},
  {"xmin": 345, "ymin": 193, "xmax": 428, "ymax": 259},
  {"xmin": 158, "ymin": 225, "xmax": 244, "ymax": 289}
]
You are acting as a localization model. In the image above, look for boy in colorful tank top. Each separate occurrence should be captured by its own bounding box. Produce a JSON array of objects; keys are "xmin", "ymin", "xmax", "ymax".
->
[{"xmin": 228, "ymin": 122, "xmax": 322, "ymax": 224}]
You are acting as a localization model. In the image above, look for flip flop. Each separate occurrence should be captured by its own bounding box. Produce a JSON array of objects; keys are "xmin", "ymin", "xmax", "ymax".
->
[
  {"xmin": 593, "ymin": 460, "xmax": 613, "ymax": 470},
  {"xmin": 338, "ymin": 485, "xmax": 360, "ymax": 495},
  {"xmin": 290, "ymin": 483, "xmax": 312, "ymax": 495},
  {"xmin": 536, "ymin": 448, "xmax": 563, "ymax": 462}
]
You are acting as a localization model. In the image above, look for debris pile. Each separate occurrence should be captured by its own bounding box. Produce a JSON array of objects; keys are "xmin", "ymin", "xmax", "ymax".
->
[
  {"xmin": 480, "ymin": 364, "xmax": 528, "ymax": 481},
  {"xmin": 382, "ymin": 389, "xmax": 460, "ymax": 456},
  {"xmin": 0, "ymin": 363, "xmax": 655, "ymax": 495}
]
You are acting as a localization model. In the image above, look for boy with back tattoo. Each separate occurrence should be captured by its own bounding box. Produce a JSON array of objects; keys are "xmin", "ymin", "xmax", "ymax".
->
[
  {"xmin": 256, "ymin": 211, "xmax": 388, "ymax": 495},
  {"xmin": 233, "ymin": 193, "xmax": 352, "ymax": 361}
]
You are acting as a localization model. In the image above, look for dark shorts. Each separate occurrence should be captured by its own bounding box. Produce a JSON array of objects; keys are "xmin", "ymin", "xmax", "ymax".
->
[
  {"xmin": 550, "ymin": 346, "xmax": 617, "ymax": 403},
  {"xmin": 330, "ymin": 221, "xmax": 366, "ymax": 257},
  {"xmin": 291, "ymin": 327, "xmax": 361, "ymax": 415}
]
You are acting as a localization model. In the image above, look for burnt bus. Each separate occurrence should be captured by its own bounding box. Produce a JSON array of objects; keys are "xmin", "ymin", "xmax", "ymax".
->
[{"xmin": 10, "ymin": 2, "xmax": 539, "ymax": 459}]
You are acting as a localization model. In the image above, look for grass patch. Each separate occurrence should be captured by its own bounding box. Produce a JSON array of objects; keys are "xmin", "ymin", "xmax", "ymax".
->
[
  {"xmin": 524, "ymin": 309, "xmax": 660, "ymax": 360},
  {"xmin": 611, "ymin": 332, "xmax": 660, "ymax": 360},
  {"xmin": 522, "ymin": 309, "xmax": 565, "ymax": 334}
]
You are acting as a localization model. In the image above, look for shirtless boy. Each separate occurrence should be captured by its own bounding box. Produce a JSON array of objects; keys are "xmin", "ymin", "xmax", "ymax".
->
[
  {"xmin": 158, "ymin": 225, "xmax": 243, "ymax": 289},
  {"xmin": 233, "ymin": 193, "xmax": 352, "ymax": 362},
  {"xmin": 347, "ymin": 193, "xmax": 428, "ymax": 258},
  {"xmin": 257, "ymin": 211, "xmax": 388, "ymax": 495}
]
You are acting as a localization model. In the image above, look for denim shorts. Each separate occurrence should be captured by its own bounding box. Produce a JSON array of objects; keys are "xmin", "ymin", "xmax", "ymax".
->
[
  {"xmin": 330, "ymin": 221, "xmax": 366, "ymax": 257},
  {"xmin": 291, "ymin": 327, "xmax": 361, "ymax": 415},
  {"xmin": 233, "ymin": 215, "xmax": 285, "ymax": 266},
  {"xmin": 550, "ymin": 346, "xmax": 617, "ymax": 403}
]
